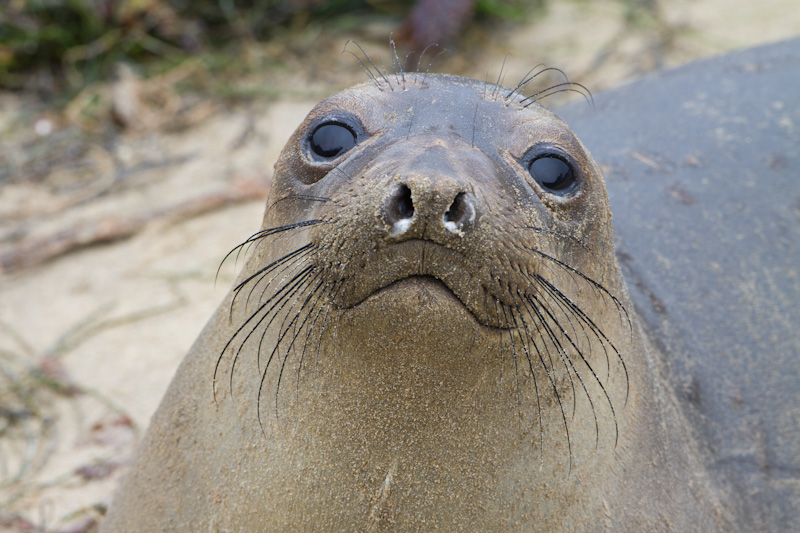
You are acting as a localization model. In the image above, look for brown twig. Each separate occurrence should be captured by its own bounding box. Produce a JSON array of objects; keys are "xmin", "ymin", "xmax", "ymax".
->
[{"xmin": 0, "ymin": 180, "xmax": 269, "ymax": 274}]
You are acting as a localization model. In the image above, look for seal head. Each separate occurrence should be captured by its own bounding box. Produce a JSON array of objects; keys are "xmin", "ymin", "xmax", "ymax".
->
[{"xmin": 102, "ymin": 73, "xmax": 731, "ymax": 531}]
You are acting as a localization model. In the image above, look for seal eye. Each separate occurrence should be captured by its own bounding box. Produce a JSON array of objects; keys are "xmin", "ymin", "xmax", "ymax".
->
[
  {"xmin": 309, "ymin": 122, "xmax": 357, "ymax": 159},
  {"xmin": 528, "ymin": 155, "xmax": 576, "ymax": 193}
]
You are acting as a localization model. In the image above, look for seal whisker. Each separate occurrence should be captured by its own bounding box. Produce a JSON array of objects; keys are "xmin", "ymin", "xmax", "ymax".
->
[
  {"xmin": 526, "ymin": 288, "xmax": 603, "ymax": 447},
  {"xmin": 521, "ymin": 291, "xmax": 579, "ymax": 419},
  {"xmin": 270, "ymin": 277, "xmax": 326, "ymax": 416},
  {"xmin": 233, "ymin": 271, "xmax": 311, "ymax": 400},
  {"xmin": 252, "ymin": 245, "xmax": 319, "ymax": 308},
  {"xmin": 403, "ymin": 52, "xmax": 413, "ymax": 73},
  {"xmin": 519, "ymin": 244, "xmax": 630, "ymax": 329},
  {"xmin": 517, "ymin": 294, "xmax": 576, "ymax": 473},
  {"xmin": 521, "ymin": 82, "xmax": 595, "ymax": 111},
  {"xmin": 507, "ymin": 301, "xmax": 546, "ymax": 463},
  {"xmin": 252, "ymin": 267, "xmax": 318, "ymax": 373},
  {"xmin": 493, "ymin": 295, "xmax": 508, "ymax": 385},
  {"xmin": 220, "ymin": 220, "xmax": 325, "ymax": 268},
  {"xmin": 216, "ymin": 219, "xmax": 326, "ymax": 286},
  {"xmin": 498, "ymin": 302, "xmax": 524, "ymax": 431},
  {"xmin": 535, "ymin": 274, "xmax": 629, "ymax": 405},
  {"xmin": 509, "ymin": 259, "xmax": 590, "ymax": 352},
  {"xmin": 267, "ymin": 195, "xmax": 332, "ymax": 213},
  {"xmin": 232, "ymin": 244, "xmax": 315, "ymax": 297},
  {"xmin": 256, "ymin": 268, "xmax": 322, "ymax": 368},
  {"xmin": 505, "ymin": 65, "xmax": 571, "ymax": 101},
  {"xmin": 344, "ymin": 49, "xmax": 382, "ymax": 90},
  {"xmin": 403, "ymin": 66, "xmax": 431, "ymax": 139},
  {"xmin": 294, "ymin": 283, "xmax": 335, "ymax": 397},
  {"xmin": 274, "ymin": 278, "xmax": 327, "ymax": 386},
  {"xmin": 213, "ymin": 249, "xmax": 317, "ymax": 400},
  {"xmin": 376, "ymin": 57, "xmax": 395, "ymax": 91},
  {"xmin": 532, "ymin": 273, "xmax": 611, "ymax": 380},
  {"xmin": 529, "ymin": 296, "xmax": 600, "ymax": 460},
  {"xmin": 343, "ymin": 40, "xmax": 392, "ymax": 90},
  {"xmin": 254, "ymin": 268, "xmax": 319, "ymax": 432},
  {"xmin": 520, "ymin": 80, "xmax": 593, "ymax": 105},
  {"xmin": 491, "ymin": 53, "xmax": 510, "ymax": 101},
  {"xmin": 219, "ymin": 264, "xmax": 315, "ymax": 401},
  {"xmin": 483, "ymin": 286, "xmax": 493, "ymax": 366},
  {"xmin": 415, "ymin": 42, "xmax": 442, "ymax": 74},
  {"xmin": 312, "ymin": 279, "xmax": 343, "ymax": 370},
  {"xmin": 245, "ymin": 219, "xmax": 328, "ymax": 244},
  {"xmin": 519, "ymin": 225, "xmax": 590, "ymax": 252},
  {"xmin": 528, "ymin": 283, "xmax": 620, "ymax": 449},
  {"xmin": 504, "ymin": 259, "xmax": 580, "ymax": 418},
  {"xmin": 232, "ymin": 243, "xmax": 316, "ymax": 314},
  {"xmin": 519, "ymin": 269, "xmax": 598, "ymax": 372},
  {"xmin": 389, "ymin": 35, "xmax": 406, "ymax": 86},
  {"xmin": 531, "ymin": 88, "xmax": 596, "ymax": 110},
  {"xmin": 242, "ymin": 249, "xmax": 316, "ymax": 332},
  {"xmin": 328, "ymin": 166, "xmax": 355, "ymax": 183},
  {"xmin": 504, "ymin": 63, "xmax": 546, "ymax": 101}
]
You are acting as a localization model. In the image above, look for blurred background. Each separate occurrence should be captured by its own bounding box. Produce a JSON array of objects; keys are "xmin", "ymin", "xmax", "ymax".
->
[{"xmin": 1, "ymin": 1, "xmax": 798, "ymax": 531}]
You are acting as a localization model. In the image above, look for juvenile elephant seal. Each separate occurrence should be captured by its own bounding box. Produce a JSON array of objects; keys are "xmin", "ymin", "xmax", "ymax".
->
[{"xmin": 102, "ymin": 70, "xmax": 734, "ymax": 530}]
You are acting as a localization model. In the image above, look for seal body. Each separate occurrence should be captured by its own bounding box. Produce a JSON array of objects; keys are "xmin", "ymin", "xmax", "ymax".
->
[
  {"xmin": 555, "ymin": 38, "xmax": 800, "ymax": 531},
  {"xmin": 102, "ymin": 73, "xmax": 733, "ymax": 530}
]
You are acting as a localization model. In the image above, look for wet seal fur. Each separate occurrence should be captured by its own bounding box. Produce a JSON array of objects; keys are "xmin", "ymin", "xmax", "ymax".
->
[{"xmin": 102, "ymin": 69, "xmax": 735, "ymax": 530}]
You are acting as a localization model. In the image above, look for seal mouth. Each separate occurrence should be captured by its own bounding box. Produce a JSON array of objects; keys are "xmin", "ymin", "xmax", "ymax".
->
[
  {"xmin": 346, "ymin": 273, "xmax": 507, "ymax": 332},
  {"xmin": 333, "ymin": 239, "xmax": 511, "ymax": 329},
  {"xmin": 351, "ymin": 274, "xmax": 466, "ymax": 308}
]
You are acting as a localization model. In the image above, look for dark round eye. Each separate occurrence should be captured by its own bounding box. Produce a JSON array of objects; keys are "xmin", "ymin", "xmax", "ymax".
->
[
  {"xmin": 309, "ymin": 122, "xmax": 357, "ymax": 159},
  {"xmin": 528, "ymin": 155, "xmax": 576, "ymax": 193}
]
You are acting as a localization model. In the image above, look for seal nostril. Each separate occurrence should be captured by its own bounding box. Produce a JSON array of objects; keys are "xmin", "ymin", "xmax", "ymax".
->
[
  {"xmin": 444, "ymin": 192, "xmax": 467, "ymax": 224},
  {"xmin": 443, "ymin": 192, "xmax": 474, "ymax": 235},
  {"xmin": 396, "ymin": 185, "xmax": 414, "ymax": 219},
  {"xmin": 385, "ymin": 184, "xmax": 415, "ymax": 235}
]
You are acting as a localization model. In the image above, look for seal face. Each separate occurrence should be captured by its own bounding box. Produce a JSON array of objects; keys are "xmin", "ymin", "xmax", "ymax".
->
[
  {"xmin": 215, "ymin": 73, "xmax": 629, "ymax": 447},
  {"xmin": 103, "ymin": 72, "xmax": 731, "ymax": 532}
]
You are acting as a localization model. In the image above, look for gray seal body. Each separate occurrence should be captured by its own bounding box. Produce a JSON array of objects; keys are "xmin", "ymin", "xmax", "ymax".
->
[{"xmin": 558, "ymin": 37, "xmax": 800, "ymax": 531}]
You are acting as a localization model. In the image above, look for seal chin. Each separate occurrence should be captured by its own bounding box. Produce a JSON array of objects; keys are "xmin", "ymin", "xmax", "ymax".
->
[{"xmin": 338, "ymin": 274, "xmax": 490, "ymax": 356}]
